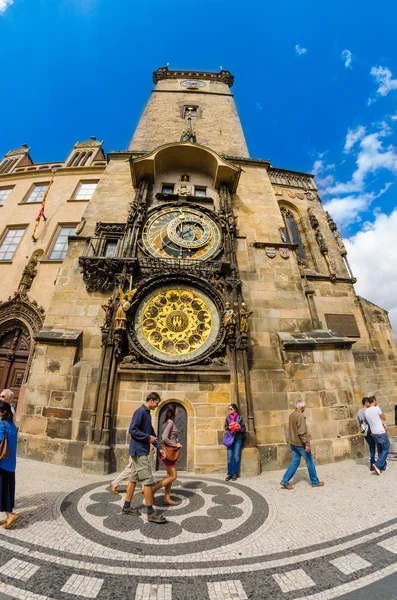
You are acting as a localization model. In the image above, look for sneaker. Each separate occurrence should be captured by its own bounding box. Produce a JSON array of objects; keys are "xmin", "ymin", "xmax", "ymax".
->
[
  {"xmin": 280, "ymin": 483, "xmax": 293, "ymax": 490},
  {"xmin": 225, "ymin": 476, "xmax": 232, "ymax": 481},
  {"xmin": 122, "ymin": 507, "xmax": 140, "ymax": 516},
  {"xmin": 231, "ymin": 476, "xmax": 238, "ymax": 481},
  {"xmin": 147, "ymin": 512, "xmax": 168, "ymax": 524},
  {"xmin": 312, "ymin": 481, "xmax": 325, "ymax": 487},
  {"xmin": 372, "ymin": 464, "xmax": 381, "ymax": 475}
]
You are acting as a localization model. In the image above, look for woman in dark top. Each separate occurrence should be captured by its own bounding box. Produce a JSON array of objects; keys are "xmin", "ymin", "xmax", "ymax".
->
[
  {"xmin": 0, "ymin": 400, "xmax": 18, "ymax": 528},
  {"xmin": 151, "ymin": 404, "xmax": 182, "ymax": 505},
  {"xmin": 225, "ymin": 403, "xmax": 246, "ymax": 481}
]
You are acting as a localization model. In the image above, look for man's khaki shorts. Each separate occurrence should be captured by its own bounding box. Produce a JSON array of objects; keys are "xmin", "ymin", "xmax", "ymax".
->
[{"xmin": 129, "ymin": 454, "xmax": 154, "ymax": 486}]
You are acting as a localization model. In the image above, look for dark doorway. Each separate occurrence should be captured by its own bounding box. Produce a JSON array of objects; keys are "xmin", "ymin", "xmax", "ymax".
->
[
  {"xmin": 0, "ymin": 328, "xmax": 30, "ymax": 403},
  {"xmin": 156, "ymin": 402, "xmax": 188, "ymax": 471}
]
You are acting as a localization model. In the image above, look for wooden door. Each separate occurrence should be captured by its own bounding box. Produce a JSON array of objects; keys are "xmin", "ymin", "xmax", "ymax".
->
[
  {"xmin": 0, "ymin": 328, "xmax": 30, "ymax": 403},
  {"xmin": 157, "ymin": 402, "xmax": 188, "ymax": 471}
]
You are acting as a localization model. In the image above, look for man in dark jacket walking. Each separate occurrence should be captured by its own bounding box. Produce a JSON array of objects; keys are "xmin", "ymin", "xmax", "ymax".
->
[
  {"xmin": 280, "ymin": 401, "xmax": 324, "ymax": 490},
  {"xmin": 122, "ymin": 392, "xmax": 168, "ymax": 524}
]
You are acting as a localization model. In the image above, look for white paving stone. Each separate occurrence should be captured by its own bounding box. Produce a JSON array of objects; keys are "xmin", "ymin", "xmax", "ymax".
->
[
  {"xmin": 273, "ymin": 568, "xmax": 316, "ymax": 592},
  {"xmin": 330, "ymin": 552, "xmax": 372, "ymax": 575},
  {"xmin": 61, "ymin": 574, "xmax": 104, "ymax": 598},
  {"xmin": 207, "ymin": 579, "xmax": 248, "ymax": 599},
  {"xmin": 378, "ymin": 534, "xmax": 397, "ymax": 554},
  {"xmin": 2, "ymin": 558, "xmax": 40, "ymax": 582},
  {"xmin": 135, "ymin": 583, "xmax": 172, "ymax": 600}
]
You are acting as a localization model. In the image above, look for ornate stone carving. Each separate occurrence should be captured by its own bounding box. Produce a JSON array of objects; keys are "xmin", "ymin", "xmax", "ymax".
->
[
  {"xmin": 94, "ymin": 223, "xmax": 125, "ymax": 236},
  {"xmin": 78, "ymin": 257, "xmax": 135, "ymax": 292},
  {"xmin": 239, "ymin": 303, "xmax": 252, "ymax": 334},
  {"xmin": 101, "ymin": 298, "xmax": 114, "ymax": 328},
  {"xmin": 74, "ymin": 139, "xmax": 102, "ymax": 148},
  {"xmin": 265, "ymin": 247, "xmax": 276, "ymax": 258},
  {"xmin": 0, "ymin": 292, "xmax": 45, "ymax": 337},
  {"xmin": 269, "ymin": 168, "xmax": 316, "ymax": 191},
  {"xmin": 18, "ymin": 254, "xmax": 39, "ymax": 292},
  {"xmin": 307, "ymin": 208, "xmax": 319, "ymax": 229},
  {"xmin": 223, "ymin": 302, "xmax": 237, "ymax": 336},
  {"xmin": 315, "ymin": 230, "xmax": 328, "ymax": 255},
  {"xmin": 153, "ymin": 66, "xmax": 234, "ymax": 88},
  {"xmin": 5, "ymin": 145, "xmax": 30, "ymax": 157}
]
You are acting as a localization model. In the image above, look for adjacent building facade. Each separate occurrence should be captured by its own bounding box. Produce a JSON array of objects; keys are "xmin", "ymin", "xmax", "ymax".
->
[{"xmin": 1, "ymin": 67, "xmax": 396, "ymax": 474}]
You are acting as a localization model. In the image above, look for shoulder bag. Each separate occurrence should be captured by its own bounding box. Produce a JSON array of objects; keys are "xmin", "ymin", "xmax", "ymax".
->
[
  {"xmin": 0, "ymin": 421, "xmax": 10, "ymax": 460},
  {"xmin": 160, "ymin": 441, "xmax": 181, "ymax": 462}
]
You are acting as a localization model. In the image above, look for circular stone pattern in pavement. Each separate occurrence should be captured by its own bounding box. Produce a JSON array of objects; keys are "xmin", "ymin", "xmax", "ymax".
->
[{"xmin": 61, "ymin": 477, "xmax": 269, "ymax": 556}]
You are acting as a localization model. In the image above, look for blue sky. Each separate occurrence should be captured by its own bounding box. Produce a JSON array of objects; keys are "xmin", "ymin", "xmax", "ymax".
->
[{"xmin": 1, "ymin": 0, "xmax": 397, "ymax": 328}]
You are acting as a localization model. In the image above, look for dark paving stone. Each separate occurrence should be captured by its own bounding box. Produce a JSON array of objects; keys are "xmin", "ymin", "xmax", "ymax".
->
[
  {"xmin": 140, "ymin": 520, "xmax": 183, "ymax": 539},
  {"xmin": 181, "ymin": 516, "xmax": 222, "ymax": 533},
  {"xmin": 182, "ymin": 481, "xmax": 207, "ymax": 489},
  {"xmin": 103, "ymin": 513, "xmax": 143, "ymax": 532},
  {"xmin": 207, "ymin": 505, "xmax": 243, "ymax": 519},
  {"xmin": 90, "ymin": 492, "xmax": 120, "ymax": 503},
  {"xmin": 201, "ymin": 485, "xmax": 229, "ymax": 495},
  {"xmin": 212, "ymin": 493, "xmax": 244, "ymax": 505},
  {"xmin": 86, "ymin": 502, "xmax": 121, "ymax": 517}
]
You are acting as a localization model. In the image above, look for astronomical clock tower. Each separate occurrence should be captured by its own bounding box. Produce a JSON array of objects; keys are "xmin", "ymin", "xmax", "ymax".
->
[{"xmin": 17, "ymin": 67, "xmax": 397, "ymax": 474}]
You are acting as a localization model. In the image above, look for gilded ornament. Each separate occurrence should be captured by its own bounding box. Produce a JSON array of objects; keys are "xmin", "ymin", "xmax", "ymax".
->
[
  {"xmin": 287, "ymin": 191, "xmax": 297, "ymax": 199},
  {"xmin": 273, "ymin": 187, "xmax": 283, "ymax": 196},
  {"xmin": 239, "ymin": 302, "xmax": 253, "ymax": 333}
]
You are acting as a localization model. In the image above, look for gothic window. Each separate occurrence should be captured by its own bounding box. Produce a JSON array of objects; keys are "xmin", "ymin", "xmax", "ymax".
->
[
  {"xmin": 25, "ymin": 183, "xmax": 49, "ymax": 203},
  {"xmin": 48, "ymin": 226, "xmax": 76, "ymax": 260},
  {"xmin": 280, "ymin": 207, "xmax": 306, "ymax": 259},
  {"xmin": 0, "ymin": 187, "xmax": 13, "ymax": 205},
  {"xmin": 104, "ymin": 240, "xmax": 118, "ymax": 257},
  {"xmin": 0, "ymin": 158, "xmax": 18, "ymax": 174},
  {"xmin": 73, "ymin": 181, "xmax": 98, "ymax": 200},
  {"xmin": 67, "ymin": 151, "xmax": 94, "ymax": 167},
  {"xmin": 183, "ymin": 106, "xmax": 197, "ymax": 119},
  {"xmin": 0, "ymin": 228, "xmax": 26, "ymax": 261}
]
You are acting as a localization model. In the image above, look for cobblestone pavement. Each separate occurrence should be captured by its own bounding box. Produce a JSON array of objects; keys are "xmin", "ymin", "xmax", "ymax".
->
[{"xmin": 0, "ymin": 456, "xmax": 397, "ymax": 599}]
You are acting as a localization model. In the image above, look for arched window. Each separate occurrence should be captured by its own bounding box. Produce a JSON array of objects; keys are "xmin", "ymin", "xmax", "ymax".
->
[{"xmin": 280, "ymin": 207, "xmax": 306, "ymax": 260}]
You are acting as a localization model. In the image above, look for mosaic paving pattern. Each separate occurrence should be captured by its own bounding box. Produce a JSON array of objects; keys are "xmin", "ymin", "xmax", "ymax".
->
[{"xmin": 1, "ymin": 458, "xmax": 397, "ymax": 599}]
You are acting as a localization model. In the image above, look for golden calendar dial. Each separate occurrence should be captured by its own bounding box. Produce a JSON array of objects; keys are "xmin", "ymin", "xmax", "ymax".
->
[
  {"xmin": 142, "ymin": 206, "xmax": 222, "ymax": 260},
  {"xmin": 134, "ymin": 285, "xmax": 221, "ymax": 364}
]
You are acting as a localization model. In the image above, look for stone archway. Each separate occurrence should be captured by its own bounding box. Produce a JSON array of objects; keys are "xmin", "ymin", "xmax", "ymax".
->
[{"xmin": 0, "ymin": 292, "xmax": 45, "ymax": 408}]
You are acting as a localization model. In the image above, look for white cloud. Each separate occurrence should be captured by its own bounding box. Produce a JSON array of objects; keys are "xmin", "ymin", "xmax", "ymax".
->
[
  {"xmin": 326, "ymin": 125, "xmax": 397, "ymax": 195},
  {"xmin": 344, "ymin": 125, "xmax": 366, "ymax": 153},
  {"xmin": 295, "ymin": 45, "xmax": 307, "ymax": 56},
  {"xmin": 391, "ymin": 112, "xmax": 397, "ymax": 121},
  {"xmin": 341, "ymin": 49, "xmax": 352, "ymax": 68},
  {"xmin": 0, "ymin": 0, "xmax": 14, "ymax": 13},
  {"xmin": 323, "ymin": 184, "xmax": 391, "ymax": 227},
  {"xmin": 312, "ymin": 156, "xmax": 336, "ymax": 190},
  {"xmin": 370, "ymin": 66, "xmax": 397, "ymax": 99},
  {"xmin": 345, "ymin": 209, "xmax": 397, "ymax": 334}
]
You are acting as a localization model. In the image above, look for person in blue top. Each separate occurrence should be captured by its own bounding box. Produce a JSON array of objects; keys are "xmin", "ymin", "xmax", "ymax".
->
[
  {"xmin": 0, "ymin": 400, "xmax": 18, "ymax": 529},
  {"xmin": 122, "ymin": 392, "xmax": 168, "ymax": 524}
]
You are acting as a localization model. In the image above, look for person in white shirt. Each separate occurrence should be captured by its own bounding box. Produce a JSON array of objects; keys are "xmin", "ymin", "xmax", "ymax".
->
[{"xmin": 364, "ymin": 396, "xmax": 390, "ymax": 475}]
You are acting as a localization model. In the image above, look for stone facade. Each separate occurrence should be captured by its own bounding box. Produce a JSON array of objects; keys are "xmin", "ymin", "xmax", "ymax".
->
[{"xmin": 1, "ymin": 67, "xmax": 396, "ymax": 474}]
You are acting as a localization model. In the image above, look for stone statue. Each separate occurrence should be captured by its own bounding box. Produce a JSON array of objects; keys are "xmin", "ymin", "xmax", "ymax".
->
[
  {"xmin": 223, "ymin": 302, "xmax": 237, "ymax": 335},
  {"xmin": 19, "ymin": 255, "xmax": 39, "ymax": 292},
  {"xmin": 239, "ymin": 302, "xmax": 253, "ymax": 333},
  {"xmin": 101, "ymin": 297, "xmax": 113, "ymax": 328},
  {"xmin": 115, "ymin": 286, "xmax": 138, "ymax": 329},
  {"xmin": 178, "ymin": 181, "xmax": 192, "ymax": 196}
]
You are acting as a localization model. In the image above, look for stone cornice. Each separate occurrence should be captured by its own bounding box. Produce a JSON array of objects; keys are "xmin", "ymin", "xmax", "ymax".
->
[
  {"xmin": 0, "ymin": 164, "xmax": 106, "ymax": 182},
  {"xmin": 221, "ymin": 155, "xmax": 270, "ymax": 168},
  {"xmin": 269, "ymin": 167, "xmax": 317, "ymax": 191},
  {"xmin": 153, "ymin": 66, "xmax": 234, "ymax": 88}
]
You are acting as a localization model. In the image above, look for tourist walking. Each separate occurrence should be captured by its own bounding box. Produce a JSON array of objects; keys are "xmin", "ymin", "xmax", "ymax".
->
[
  {"xmin": 109, "ymin": 456, "xmax": 133, "ymax": 494},
  {"xmin": 150, "ymin": 403, "xmax": 182, "ymax": 505},
  {"xmin": 280, "ymin": 400, "xmax": 324, "ymax": 490},
  {"xmin": 0, "ymin": 400, "xmax": 19, "ymax": 528},
  {"xmin": 365, "ymin": 396, "xmax": 390, "ymax": 475},
  {"xmin": 225, "ymin": 404, "xmax": 246, "ymax": 481},
  {"xmin": 122, "ymin": 392, "xmax": 168, "ymax": 524},
  {"xmin": 357, "ymin": 397, "xmax": 377, "ymax": 471}
]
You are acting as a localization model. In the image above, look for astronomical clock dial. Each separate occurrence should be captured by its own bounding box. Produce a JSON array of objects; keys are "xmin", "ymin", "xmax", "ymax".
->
[
  {"xmin": 142, "ymin": 206, "xmax": 222, "ymax": 261},
  {"xmin": 134, "ymin": 285, "xmax": 220, "ymax": 364}
]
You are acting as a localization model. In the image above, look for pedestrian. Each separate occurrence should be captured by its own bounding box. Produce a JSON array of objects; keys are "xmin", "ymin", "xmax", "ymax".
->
[
  {"xmin": 0, "ymin": 390, "xmax": 16, "ymax": 420},
  {"xmin": 0, "ymin": 400, "xmax": 19, "ymax": 528},
  {"xmin": 122, "ymin": 392, "xmax": 168, "ymax": 524},
  {"xmin": 280, "ymin": 400, "xmax": 324, "ymax": 490},
  {"xmin": 149, "ymin": 403, "xmax": 182, "ymax": 505},
  {"xmin": 109, "ymin": 456, "xmax": 133, "ymax": 494},
  {"xmin": 357, "ymin": 397, "xmax": 377, "ymax": 471},
  {"xmin": 225, "ymin": 403, "xmax": 246, "ymax": 482},
  {"xmin": 364, "ymin": 396, "xmax": 390, "ymax": 475}
]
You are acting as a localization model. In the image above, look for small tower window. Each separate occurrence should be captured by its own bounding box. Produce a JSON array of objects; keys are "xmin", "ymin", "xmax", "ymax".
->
[
  {"xmin": 194, "ymin": 186, "xmax": 207, "ymax": 197},
  {"xmin": 183, "ymin": 106, "xmax": 197, "ymax": 120},
  {"xmin": 162, "ymin": 184, "xmax": 175, "ymax": 194}
]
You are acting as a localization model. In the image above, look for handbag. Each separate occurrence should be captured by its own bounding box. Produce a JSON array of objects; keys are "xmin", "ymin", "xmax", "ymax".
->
[
  {"xmin": 359, "ymin": 420, "xmax": 369, "ymax": 436},
  {"xmin": 222, "ymin": 431, "xmax": 235, "ymax": 447},
  {"xmin": 161, "ymin": 441, "xmax": 181, "ymax": 462},
  {"xmin": 0, "ymin": 421, "xmax": 10, "ymax": 460}
]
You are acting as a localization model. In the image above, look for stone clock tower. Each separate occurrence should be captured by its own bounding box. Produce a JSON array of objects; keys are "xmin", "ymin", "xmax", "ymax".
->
[{"xmin": 16, "ymin": 67, "xmax": 397, "ymax": 474}]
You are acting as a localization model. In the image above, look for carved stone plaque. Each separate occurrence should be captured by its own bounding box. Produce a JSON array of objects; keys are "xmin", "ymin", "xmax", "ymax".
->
[
  {"xmin": 325, "ymin": 314, "xmax": 360, "ymax": 337},
  {"xmin": 265, "ymin": 247, "xmax": 276, "ymax": 258},
  {"xmin": 279, "ymin": 247, "xmax": 290, "ymax": 259}
]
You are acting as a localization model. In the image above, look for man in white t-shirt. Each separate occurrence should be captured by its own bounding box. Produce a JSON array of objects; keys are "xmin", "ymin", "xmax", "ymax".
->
[{"xmin": 364, "ymin": 396, "xmax": 390, "ymax": 475}]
